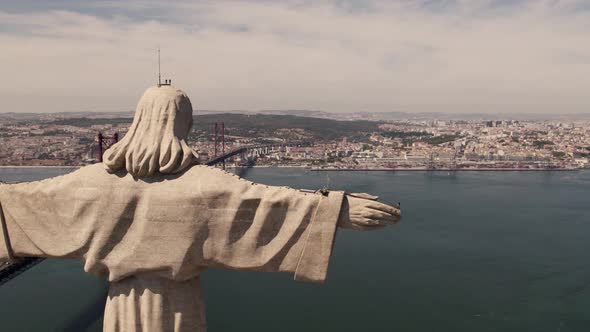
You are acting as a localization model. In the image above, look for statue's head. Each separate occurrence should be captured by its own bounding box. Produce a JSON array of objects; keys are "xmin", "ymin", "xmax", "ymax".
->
[{"xmin": 103, "ymin": 86, "xmax": 197, "ymax": 177}]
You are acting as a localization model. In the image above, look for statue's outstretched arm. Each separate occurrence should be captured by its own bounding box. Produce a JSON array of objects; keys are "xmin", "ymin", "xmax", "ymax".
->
[
  {"xmin": 0, "ymin": 200, "xmax": 13, "ymax": 262},
  {"xmin": 194, "ymin": 167, "xmax": 400, "ymax": 283},
  {"xmin": 0, "ymin": 170, "xmax": 92, "ymax": 261},
  {"xmin": 196, "ymin": 169, "xmax": 342, "ymax": 283},
  {"xmin": 0, "ymin": 165, "xmax": 400, "ymax": 284}
]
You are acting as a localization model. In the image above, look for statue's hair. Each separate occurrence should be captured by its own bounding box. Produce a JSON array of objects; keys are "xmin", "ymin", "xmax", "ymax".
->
[{"xmin": 103, "ymin": 86, "xmax": 197, "ymax": 178}]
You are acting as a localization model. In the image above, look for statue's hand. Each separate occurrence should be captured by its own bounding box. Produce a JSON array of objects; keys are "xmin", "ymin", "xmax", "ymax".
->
[{"xmin": 338, "ymin": 194, "xmax": 401, "ymax": 231}]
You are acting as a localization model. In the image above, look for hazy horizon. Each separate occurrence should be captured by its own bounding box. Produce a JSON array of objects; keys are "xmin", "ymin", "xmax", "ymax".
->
[
  {"xmin": 1, "ymin": 109, "xmax": 590, "ymax": 116},
  {"xmin": 1, "ymin": 0, "xmax": 590, "ymax": 114}
]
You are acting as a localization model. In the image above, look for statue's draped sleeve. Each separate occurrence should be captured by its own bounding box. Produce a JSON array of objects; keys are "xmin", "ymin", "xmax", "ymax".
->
[
  {"xmin": 0, "ymin": 198, "xmax": 14, "ymax": 261},
  {"xmin": 197, "ymin": 168, "xmax": 344, "ymax": 283},
  {"xmin": 0, "ymin": 164, "xmax": 344, "ymax": 283},
  {"xmin": 0, "ymin": 172, "xmax": 92, "ymax": 262}
]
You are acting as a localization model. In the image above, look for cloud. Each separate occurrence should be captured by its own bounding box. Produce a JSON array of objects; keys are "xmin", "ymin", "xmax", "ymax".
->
[{"xmin": 0, "ymin": 0, "xmax": 589, "ymax": 113}]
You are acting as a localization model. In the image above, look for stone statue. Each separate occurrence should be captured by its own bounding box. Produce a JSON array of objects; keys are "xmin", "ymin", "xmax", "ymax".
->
[{"xmin": 0, "ymin": 86, "xmax": 401, "ymax": 331}]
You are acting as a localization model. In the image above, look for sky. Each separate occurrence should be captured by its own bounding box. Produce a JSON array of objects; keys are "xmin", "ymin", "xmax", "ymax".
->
[{"xmin": 0, "ymin": 0, "xmax": 589, "ymax": 114}]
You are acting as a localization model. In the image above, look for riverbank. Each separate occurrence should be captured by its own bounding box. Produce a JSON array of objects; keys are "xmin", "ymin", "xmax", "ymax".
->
[
  {"xmin": 0, "ymin": 165, "xmax": 585, "ymax": 172},
  {"xmin": 308, "ymin": 167, "xmax": 582, "ymax": 171},
  {"xmin": 232, "ymin": 165, "xmax": 584, "ymax": 171}
]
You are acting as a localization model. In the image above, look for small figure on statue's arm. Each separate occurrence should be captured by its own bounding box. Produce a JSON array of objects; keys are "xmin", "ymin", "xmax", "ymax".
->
[{"xmin": 0, "ymin": 86, "xmax": 401, "ymax": 332}]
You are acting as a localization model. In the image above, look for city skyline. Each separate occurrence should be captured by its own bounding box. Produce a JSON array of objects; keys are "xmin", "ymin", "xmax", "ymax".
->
[
  {"xmin": 1, "ymin": 110, "xmax": 588, "ymax": 169},
  {"xmin": 1, "ymin": 0, "xmax": 590, "ymax": 114}
]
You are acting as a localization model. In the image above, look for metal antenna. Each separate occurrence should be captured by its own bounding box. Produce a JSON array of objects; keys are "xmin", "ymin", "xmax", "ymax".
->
[{"xmin": 158, "ymin": 47, "xmax": 161, "ymax": 86}]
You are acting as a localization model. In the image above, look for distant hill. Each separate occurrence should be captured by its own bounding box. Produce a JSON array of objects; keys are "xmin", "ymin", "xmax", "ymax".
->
[
  {"xmin": 192, "ymin": 113, "xmax": 380, "ymax": 142},
  {"xmin": 46, "ymin": 117, "xmax": 134, "ymax": 127},
  {"xmin": 196, "ymin": 110, "xmax": 590, "ymax": 121},
  {"xmin": 0, "ymin": 111, "xmax": 134, "ymax": 121},
  {"xmin": 2, "ymin": 110, "xmax": 589, "ymax": 123},
  {"xmin": 34, "ymin": 113, "xmax": 380, "ymax": 142}
]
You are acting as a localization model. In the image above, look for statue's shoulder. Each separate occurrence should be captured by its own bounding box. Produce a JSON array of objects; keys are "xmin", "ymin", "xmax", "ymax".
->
[
  {"xmin": 183, "ymin": 164, "xmax": 229, "ymax": 176},
  {"xmin": 76, "ymin": 163, "xmax": 109, "ymax": 175},
  {"xmin": 179, "ymin": 165, "xmax": 242, "ymax": 183},
  {"xmin": 50, "ymin": 163, "xmax": 125, "ymax": 188},
  {"xmin": 70, "ymin": 164, "xmax": 114, "ymax": 181}
]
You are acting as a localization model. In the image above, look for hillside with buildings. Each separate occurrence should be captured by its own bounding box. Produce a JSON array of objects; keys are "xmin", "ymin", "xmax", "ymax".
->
[{"xmin": 0, "ymin": 112, "xmax": 588, "ymax": 170}]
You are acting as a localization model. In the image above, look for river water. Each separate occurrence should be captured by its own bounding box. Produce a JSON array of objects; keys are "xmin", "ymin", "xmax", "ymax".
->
[{"xmin": 0, "ymin": 167, "xmax": 589, "ymax": 331}]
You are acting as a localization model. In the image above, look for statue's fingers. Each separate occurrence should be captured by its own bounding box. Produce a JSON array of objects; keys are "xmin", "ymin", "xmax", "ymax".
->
[
  {"xmin": 366, "ymin": 201, "xmax": 401, "ymax": 216},
  {"xmin": 359, "ymin": 217, "xmax": 380, "ymax": 226},
  {"xmin": 349, "ymin": 193, "xmax": 379, "ymax": 200},
  {"xmin": 354, "ymin": 224, "xmax": 383, "ymax": 231},
  {"xmin": 376, "ymin": 218, "xmax": 399, "ymax": 226},
  {"xmin": 373, "ymin": 217, "xmax": 399, "ymax": 227},
  {"xmin": 367, "ymin": 210, "xmax": 400, "ymax": 223},
  {"xmin": 364, "ymin": 209, "xmax": 390, "ymax": 219},
  {"xmin": 363, "ymin": 221, "xmax": 388, "ymax": 230},
  {"xmin": 363, "ymin": 217, "xmax": 396, "ymax": 229}
]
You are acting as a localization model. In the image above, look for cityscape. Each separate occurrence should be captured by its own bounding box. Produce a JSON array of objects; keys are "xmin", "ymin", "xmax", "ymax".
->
[{"xmin": 1, "ymin": 111, "xmax": 588, "ymax": 170}]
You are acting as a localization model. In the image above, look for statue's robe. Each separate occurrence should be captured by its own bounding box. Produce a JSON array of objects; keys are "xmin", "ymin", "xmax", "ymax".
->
[{"xmin": 0, "ymin": 164, "xmax": 344, "ymax": 331}]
